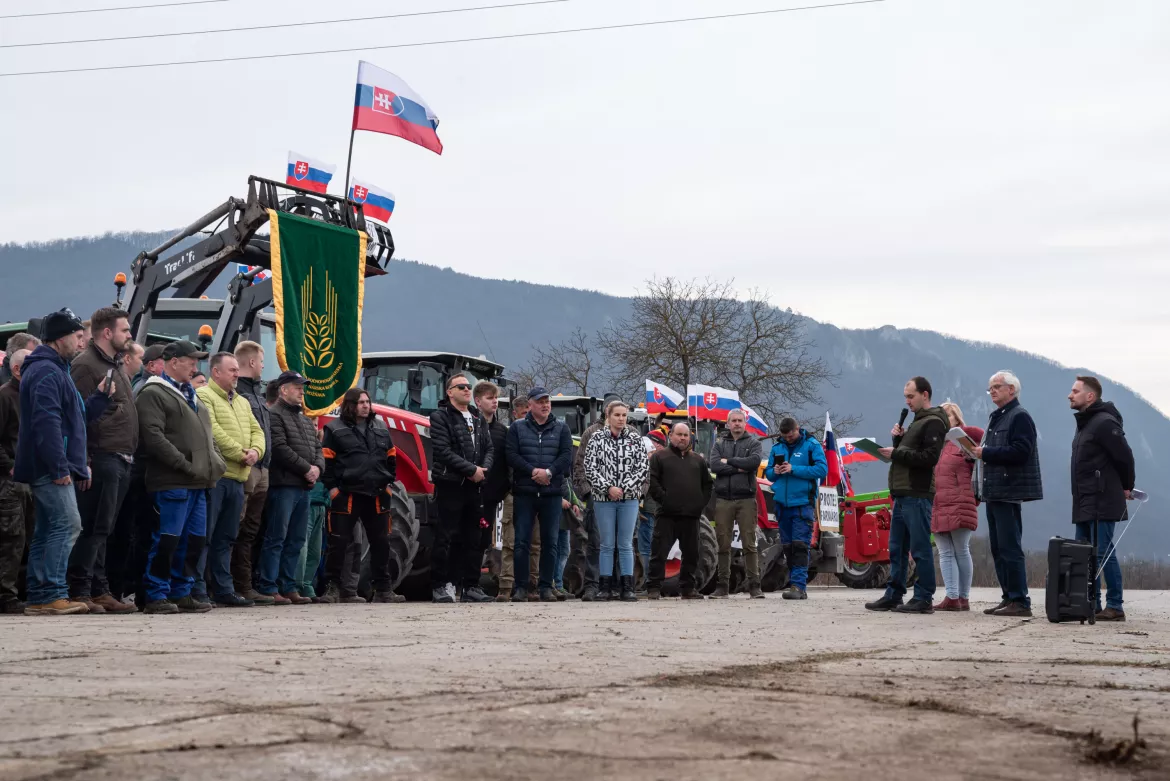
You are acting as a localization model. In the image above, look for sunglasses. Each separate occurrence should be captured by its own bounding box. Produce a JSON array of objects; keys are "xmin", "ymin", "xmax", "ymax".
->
[{"xmin": 450, "ymin": 383, "xmax": 471, "ymax": 391}]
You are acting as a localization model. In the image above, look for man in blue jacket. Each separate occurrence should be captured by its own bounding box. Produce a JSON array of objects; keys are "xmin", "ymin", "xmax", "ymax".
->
[
  {"xmin": 764, "ymin": 417, "xmax": 827, "ymax": 600},
  {"xmin": 505, "ymin": 387, "xmax": 573, "ymax": 602},
  {"xmin": 16, "ymin": 309, "xmax": 112, "ymax": 616}
]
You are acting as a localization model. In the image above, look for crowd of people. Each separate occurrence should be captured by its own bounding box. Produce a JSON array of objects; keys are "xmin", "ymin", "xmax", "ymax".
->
[{"xmin": 0, "ymin": 306, "xmax": 1139, "ymax": 621}]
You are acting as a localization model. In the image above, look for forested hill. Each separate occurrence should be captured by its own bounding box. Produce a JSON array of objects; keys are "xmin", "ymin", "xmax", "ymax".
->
[{"xmin": 2, "ymin": 233, "xmax": 1167, "ymax": 556}]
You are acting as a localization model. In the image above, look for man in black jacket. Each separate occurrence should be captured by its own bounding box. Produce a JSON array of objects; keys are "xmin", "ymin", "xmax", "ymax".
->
[
  {"xmin": 0, "ymin": 349, "xmax": 32, "ymax": 614},
  {"xmin": 1068, "ymin": 375, "xmax": 1135, "ymax": 622},
  {"xmin": 230, "ymin": 341, "xmax": 273, "ymax": 604},
  {"xmin": 429, "ymin": 374, "xmax": 494, "ymax": 604},
  {"xmin": 646, "ymin": 422, "xmax": 714, "ymax": 600},
  {"xmin": 710, "ymin": 410, "xmax": 764, "ymax": 599},
  {"xmin": 258, "ymin": 371, "xmax": 324, "ymax": 605},
  {"xmin": 473, "ymin": 382, "xmax": 510, "ymax": 598},
  {"xmin": 974, "ymin": 371, "xmax": 1042, "ymax": 617},
  {"xmin": 505, "ymin": 387, "xmax": 572, "ymax": 602},
  {"xmin": 319, "ymin": 388, "xmax": 398, "ymax": 604}
]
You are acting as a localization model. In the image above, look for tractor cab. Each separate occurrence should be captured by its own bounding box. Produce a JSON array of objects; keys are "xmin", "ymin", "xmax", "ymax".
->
[
  {"xmin": 547, "ymin": 395, "xmax": 604, "ymax": 438},
  {"xmin": 361, "ymin": 351, "xmax": 514, "ymax": 417},
  {"xmin": 139, "ymin": 298, "xmax": 281, "ymax": 382}
]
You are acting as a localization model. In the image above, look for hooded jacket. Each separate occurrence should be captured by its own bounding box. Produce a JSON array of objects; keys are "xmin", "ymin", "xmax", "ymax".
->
[
  {"xmin": 136, "ymin": 375, "xmax": 225, "ymax": 492},
  {"xmin": 931, "ymin": 424, "xmax": 984, "ymax": 533},
  {"xmin": 429, "ymin": 399, "xmax": 493, "ymax": 485},
  {"xmin": 887, "ymin": 406, "xmax": 950, "ymax": 499},
  {"xmin": 196, "ymin": 381, "xmax": 265, "ymax": 483},
  {"xmin": 582, "ymin": 424, "xmax": 649, "ymax": 504},
  {"xmin": 1071, "ymin": 400, "xmax": 1135, "ymax": 523},
  {"xmin": 710, "ymin": 430, "xmax": 764, "ymax": 501},
  {"xmin": 648, "ymin": 443, "xmax": 713, "ymax": 517},
  {"xmin": 70, "ymin": 340, "xmax": 138, "ymax": 455},
  {"xmin": 14, "ymin": 345, "xmax": 110, "ymax": 483},
  {"xmin": 764, "ymin": 430, "xmax": 827, "ymax": 508}
]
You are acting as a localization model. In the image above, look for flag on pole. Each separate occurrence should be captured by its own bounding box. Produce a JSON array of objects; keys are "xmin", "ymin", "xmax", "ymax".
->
[
  {"xmin": 686, "ymin": 384, "xmax": 741, "ymax": 422},
  {"xmin": 236, "ymin": 264, "xmax": 270, "ymax": 283},
  {"xmin": 741, "ymin": 403, "xmax": 769, "ymax": 438},
  {"xmin": 838, "ymin": 438, "xmax": 879, "ymax": 465},
  {"xmin": 822, "ymin": 412, "xmax": 844, "ymax": 488},
  {"xmin": 644, "ymin": 380, "xmax": 683, "ymax": 414},
  {"xmin": 353, "ymin": 61, "xmax": 443, "ymax": 155},
  {"xmin": 285, "ymin": 152, "xmax": 335, "ymax": 194},
  {"xmin": 348, "ymin": 179, "xmax": 396, "ymax": 223}
]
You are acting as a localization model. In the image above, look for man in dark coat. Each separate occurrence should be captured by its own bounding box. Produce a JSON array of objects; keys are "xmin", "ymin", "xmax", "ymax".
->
[
  {"xmin": 429, "ymin": 374, "xmax": 494, "ymax": 603},
  {"xmin": 974, "ymin": 370, "xmax": 1043, "ymax": 617},
  {"xmin": 1068, "ymin": 375, "xmax": 1136, "ymax": 622},
  {"xmin": 646, "ymin": 422, "xmax": 714, "ymax": 600},
  {"xmin": 0, "ymin": 348, "xmax": 33, "ymax": 614}
]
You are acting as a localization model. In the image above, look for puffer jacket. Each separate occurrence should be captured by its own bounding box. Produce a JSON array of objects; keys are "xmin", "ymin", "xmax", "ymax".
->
[
  {"xmin": 506, "ymin": 412, "xmax": 573, "ymax": 496},
  {"xmin": 429, "ymin": 400, "xmax": 493, "ymax": 485},
  {"xmin": 888, "ymin": 405, "xmax": 950, "ymax": 498},
  {"xmin": 322, "ymin": 414, "xmax": 397, "ymax": 496},
  {"xmin": 582, "ymin": 424, "xmax": 649, "ymax": 503},
  {"xmin": 196, "ymin": 381, "xmax": 265, "ymax": 483},
  {"xmin": 70, "ymin": 340, "xmax": 138, "ymax": 455},
  {"xmin": 1071, "ymin": 400, "xmax": 1135, "ymax": 523},
  {"xmin": 268, "ymin": 398, "xmax": 326, "ymax": 489},
  {"xmin": 931, "ymin": 425, "xmax": 984, "ymax": 533},
  {"xmin": 764, "ymin": 430, "xmax": 827, "ymax": 508},
  {"xmin": 710, "ymin": 430, "xmax": 763, "ymax": 500}
]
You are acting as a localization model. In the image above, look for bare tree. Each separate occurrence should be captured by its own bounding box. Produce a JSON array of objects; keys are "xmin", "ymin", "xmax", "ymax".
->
[
  {"xmin": 515, "ymin": 328, "xmax": 602, "ymax": 396},
  {"xmin": 595, "ymin": 277, "xmax": 837, "ymax": 432}
]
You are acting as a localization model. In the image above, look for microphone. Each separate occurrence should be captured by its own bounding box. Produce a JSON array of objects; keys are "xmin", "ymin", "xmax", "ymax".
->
[{"xmin": 897, "ymin": 408, "xmax": 908, "ymax": 436}]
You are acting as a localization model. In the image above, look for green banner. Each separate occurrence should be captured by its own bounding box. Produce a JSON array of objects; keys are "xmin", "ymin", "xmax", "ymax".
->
[{"xmin": 269, "ymin": 209, "xmax": 366, "ymax": 416}]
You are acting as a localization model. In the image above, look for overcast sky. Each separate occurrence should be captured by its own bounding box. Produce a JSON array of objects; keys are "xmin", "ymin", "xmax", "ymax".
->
[{"xmin": 2, "ymin": 0, "xmax": 1167, "ymax": 413}]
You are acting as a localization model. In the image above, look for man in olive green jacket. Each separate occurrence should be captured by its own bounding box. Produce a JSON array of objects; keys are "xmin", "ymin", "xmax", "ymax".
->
[{"xmin": 194, "ymin": 352, "xmax": 265, "ymax": 607}]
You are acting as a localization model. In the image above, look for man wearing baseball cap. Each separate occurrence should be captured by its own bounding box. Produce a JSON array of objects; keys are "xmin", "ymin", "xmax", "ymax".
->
[
  {"xmin": 16, "ymin": 308, "xmax": 113, "ymax": 615},
  {"xmin": 136, "ymin": 340, "xmax": 225, "ymax": 614},
  {"xmin": 133, "ymin": 343, "xmax": 166, "ymax": 397}
]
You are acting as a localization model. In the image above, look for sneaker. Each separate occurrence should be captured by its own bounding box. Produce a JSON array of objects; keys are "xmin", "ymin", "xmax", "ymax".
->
[
  {"xmin": 0, "ymin": 599, "xmax": 26, "ymax": 614},
  {"xmin": 710, "ymin": 584, "xmax": 729, "ymax": 599},
  {"xmin": 1095, "ymin": 607, "xmax": 1126, "ymax": 622},
  {"xmin": 445, "ymin": 582, "xmax": 458, "ymax": 600},
  {"xmin": 74, "ymin": 597, "xmax": 106, "ymax": 615},
  {"xmin": 933, "ymin": 597, "xmax": 960, "ymax": 612},
  {"xmin": 341, "ymin": 593, "xmax": 368, "ymax": 604},
  {"xmin": 317, "ymin": 583, "xmax": 340, "ymax": 604},
  {"xmin": 91, "ymin": 593, "xmax": 135, "ymax": 614},
  {"xmin": 242, "ymin": 589, "xmax": 276, "ymax": 606},
  {"xmin": 749, "ymin": 585, "xmax": 765, "ymax": 599},
  {"xmin": 281, "ymin": 591, "xmax": 312, "ymax": 605},
  {"xmin": 991, "ymin": 602, "xmax": 1032, "ymax": 618},
  {"xmin": 461, "ymin": 586, "xmax": 493, "ymax": 603},
  {"xmin": 581, "ymin": 584, "xmax": 598, "ymax": 602},
  {"xmin": 983, "ymin": 599, "xmax": 1009, "ymax": 615},
  {"xmin": 24, "ymin": 599, "xmax": 89, "ymax": 616},
  {"xmin": 143, "ymin": 599, "xmax": 179, "ymax": 614},
  {"xmin": 432, "ymin": 587, "xmax": 455, "ymax": 604},
  {"xmin": 270, "ymin": 593, "xmax": 291, "ymax": 606},
  {"xmin": 782, "ymin": 587, "xmax": 807, "ymax": 600},
  {"xmin": 680, "ymin": 589, "xmax": 703, "ymax": 600},
  {"xmin": 865, "ymin": 594, "xmax": 903, "ymax": 611},
  {"xmin": 214, "ymin": 593, "xmax": 255, "ymax": 607},
  {"xmin": 173, "ymin": 595, "xmax": 212, "ymax": 613},
  {"xmin": 511, "ymin": 588, "xmax": 528, "ymax": 603},
  {"xmin": 894, "ymin": 597, "xmax": 934, "ymax": 614},
  {"xmin": 647, "ymin": 588, "xmax": 661, "ymax": 600},
  {"xmin": 539, "ymin": 588, "xmax": 557, "ymax": 602}
]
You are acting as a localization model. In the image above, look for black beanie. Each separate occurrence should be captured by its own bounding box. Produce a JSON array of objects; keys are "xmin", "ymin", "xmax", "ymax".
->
[{"xmin": 41, "ymin": 308, "xmax": 84, "ymax": 344}]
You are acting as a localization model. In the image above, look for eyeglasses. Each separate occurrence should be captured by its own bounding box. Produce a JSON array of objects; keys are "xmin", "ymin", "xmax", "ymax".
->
[
  {"xmin": 988, "ymin": 383, "xmax": 1005, "ymax": 392},
  {"xmin": 450, "ymin": 383, "xmax": 471, "ymax": 391}
]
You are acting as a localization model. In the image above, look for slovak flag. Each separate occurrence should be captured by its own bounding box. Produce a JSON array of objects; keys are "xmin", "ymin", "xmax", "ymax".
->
[
  {"xmin": 823, "ymin": 413, "xmax": 853, "ymax": 495},
  {"xmin": 286, "ymin": 152, "xmax": 335, "ymax": 194},
  {"xmin": 644, "ymin": 380, "xmax": 683, "ymax": 414},
  {"xmin": 349, "ymin": 179, "xmax": 396, "ymax": 223},
  {"xmin": 353, "ymin": 61, "xmax": 443, "ymax": 155},
  {"xmin": 839, "ymin": 438, "xmax": 878, "ymax": 465},
  {"xmin": 236, "ymin": 264, "xmax": 270, "ymax": 283},
  {"xmin": 741, "ymin": 403, "xmax": 769, "ymax": 438},
  {"xmin": 686, "ymin": 384, "xmax": 741, "ymax": 422}
]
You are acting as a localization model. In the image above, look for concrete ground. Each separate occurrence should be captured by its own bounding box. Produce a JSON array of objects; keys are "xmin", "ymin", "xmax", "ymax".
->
[{"xmin": 1, "ymin": 586, "xmax": 1167, "ymax": 781}]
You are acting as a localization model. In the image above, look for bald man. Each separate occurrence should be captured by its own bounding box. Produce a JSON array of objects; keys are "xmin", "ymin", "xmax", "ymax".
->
[{"xmin": 645, "ymin": 423, "xmax": 714, "ymax": 600}]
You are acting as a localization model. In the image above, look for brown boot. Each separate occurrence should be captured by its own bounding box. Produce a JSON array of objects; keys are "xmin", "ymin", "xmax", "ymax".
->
[
  {"xmin": 1095, "ymin": 607, "xmax": 1126, "ymax": 622},
  {"xmin": 991, "ymin": 601, "xmax": 1032, "ymax": 618},
  {"xmin": 91, "ymin": 593, "xmax": 136, "ymax": 614},
  {"xmin": 281, "ymin": 591, "xmax": 312, "ymax": 605},
  {"xmin": 25, "ymin": 599, "xmax": 90, "ymax": 615},
  {"xmin": 73, "ymin": 597, "xmax": 106, "ymax": 614}
]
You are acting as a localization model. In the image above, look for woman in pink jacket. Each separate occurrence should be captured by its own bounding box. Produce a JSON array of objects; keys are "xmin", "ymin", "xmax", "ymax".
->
[{"xmin": 932, "ymin": 402, "xmax": 984, "ymax": 612}]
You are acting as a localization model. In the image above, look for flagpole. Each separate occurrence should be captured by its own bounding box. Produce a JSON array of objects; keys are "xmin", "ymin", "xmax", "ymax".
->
[{"xmin": 343, "ymin": 127, "xmax": 356, "ymax": 198}]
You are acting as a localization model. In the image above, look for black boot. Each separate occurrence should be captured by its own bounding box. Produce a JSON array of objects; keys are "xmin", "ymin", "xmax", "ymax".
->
[
  {"xmin": 865, "ymin": 593, "xmax": 903, "ymax": 611},
  {"xmin": 597, "ymin": 576, "xmax": 613, "ymax": 601},
  {"xmin": 619, "ymin": 575, "xmax": 637, "ymax": 602}
]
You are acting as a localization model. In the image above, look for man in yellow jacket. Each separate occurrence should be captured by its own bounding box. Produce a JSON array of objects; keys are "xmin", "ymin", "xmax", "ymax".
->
[{"xmin": 194, "ymin": 352, "xmax": 265, "ymax": 607}]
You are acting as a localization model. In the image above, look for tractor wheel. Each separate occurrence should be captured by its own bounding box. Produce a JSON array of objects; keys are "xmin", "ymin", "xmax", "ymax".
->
[
  {"xmin": 386, "ymin": 482, "xmax": 420, "ymax": 591},
  {"xmin": 562, "ymin": 528, "xmax": 588, "ymax": 597},
  {"xmin": 835, "ymin": 560, "xmax": 889, "ymax": 589}
]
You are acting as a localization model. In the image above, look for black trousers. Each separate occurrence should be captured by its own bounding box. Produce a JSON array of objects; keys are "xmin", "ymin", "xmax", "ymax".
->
[
  {"xmin": 324, "ymin": 493, "xmax": 391, "ymax": 593},
  {"xmin": 582, "ymin": 499, "xmax": 601, "ymax": 589},
  {"xmin": 646, "ymin": 513, "xmax": 700, "ymax": 592},
  {"xmin": 431, "ymin": 481, "xmax": 485, "ymax": 590},
  {"xmin": 69, "ymin": 452, "xmax": 132, "ymax": 598},
  {"xmin": 113, "ymin": 474, "xmax": 160, "ymax": 605}
]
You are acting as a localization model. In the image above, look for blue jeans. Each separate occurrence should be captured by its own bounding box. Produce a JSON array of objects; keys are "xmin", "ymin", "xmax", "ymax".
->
[
  {"xmin": 259, "ymin": 487, "xmax": 310, "ymax": 595},
  {"xmin": 885, "ymin": 496, "xmax": 936, "ymax": 602},
  {"xmin": 776, "ymin": 504, "xmax": 814, "ymax": 590},
  {"xmin": 985, "ymin": 501, "xmax": 1030, "ymax": 607},
  {"xmin": 26, "ymin": 477, "xmax": 84, "ymax": 605},
  {"xmin": 554, "ymin": 528, "xmax": 570, "ymax": 589},
  {"xmin": 144, "ymin": 488, "xmax": 207, "ymax": 602},
  {"xmin": 637, "ymin": 512, "xmax": 655, "ymax": 562},
  {"xmin": 934, "ymin": 528, "xmax": 973, "ymax": 599},
  {"xmin": 594, "ymin": 499, "xmax": 639, "ymax": 578},
  {"xmin": 1075, "ymin": 521, "xmax": 1123, "ymax": 611},
  {"xmin": 198, "ymin": 478, "xmax": 246, "ymax": 600},
  {"xmin": 512, "ymin": 493, "xmax": 562, "ymax": 591}
]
